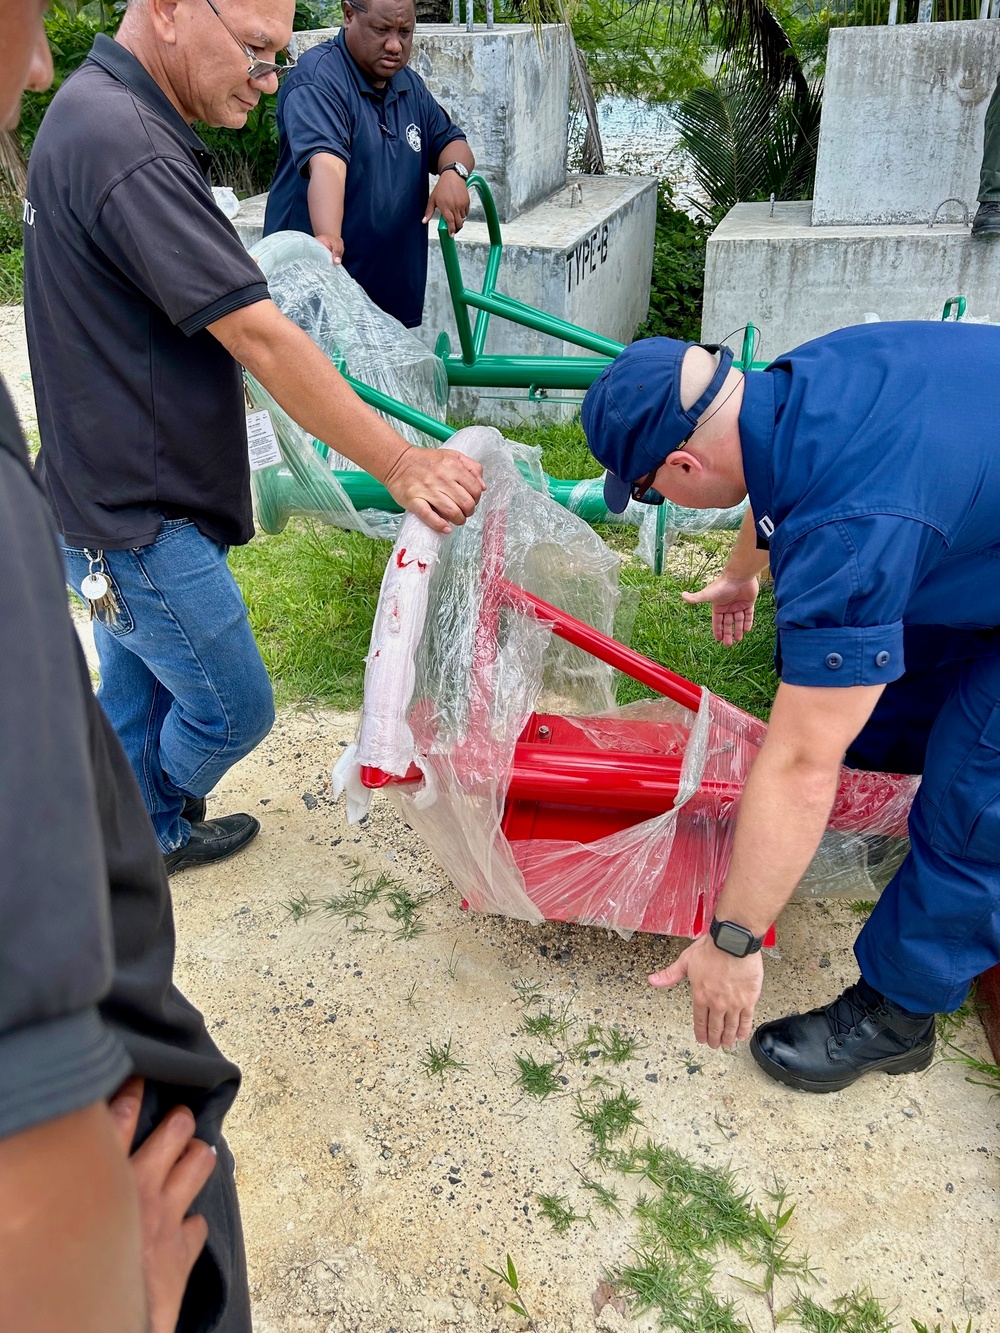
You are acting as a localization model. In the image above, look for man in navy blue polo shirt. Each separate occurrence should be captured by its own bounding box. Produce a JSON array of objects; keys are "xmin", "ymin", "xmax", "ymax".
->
[
  {"xmin": 263, "ymin": 0, "xmax": 474, "ymax": 328},
  {"xmin": 582, "ymin": 324, "xmax": 1000, "ymax": 1092}
]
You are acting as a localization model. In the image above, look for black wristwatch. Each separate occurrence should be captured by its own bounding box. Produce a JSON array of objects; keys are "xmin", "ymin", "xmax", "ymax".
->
[
  {"xmin": 439, "ymin": 161, "xmax": 469, "ymax": 181},
  {"xmin": 710, "ymin": 918, "xmax": 765, "ymax": 958}
]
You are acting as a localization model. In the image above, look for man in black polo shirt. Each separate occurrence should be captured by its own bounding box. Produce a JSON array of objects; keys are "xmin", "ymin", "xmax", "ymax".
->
[
  {"xmin": 2, "ymin": 1, "xmax": 252, "ymax": 1326},
  {"xmin": 263, "ymin": 0, "xmax": 475, "ymax": 328},
  {"xmin": 24, "ymin": 0, "xmax": 484, "ymax": 873}
]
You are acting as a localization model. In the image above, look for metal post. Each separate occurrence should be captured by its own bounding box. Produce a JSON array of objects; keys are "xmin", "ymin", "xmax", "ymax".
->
[
  {"xmin": 452, "ymin": 0, "xmax": 460, "ymax": 22},
  {"xmin": 465, "ymin": 0, "xmax": 473, "ymax": 31},
  {"xmin": 485, "ymin": 0, "xmax": 494, "ymax": 26},
  {"xmin": 887, "ymin": 0, "xmax": 898, "ymax": 21},
  {"xmin": 917, "ymin": 0, "xmax": 933, "ymax": 20}
]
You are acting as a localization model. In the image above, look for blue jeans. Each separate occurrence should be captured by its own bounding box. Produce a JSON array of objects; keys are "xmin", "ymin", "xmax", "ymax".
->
[{"xmin": 63, "ymin": 520, "xmax": 274, "ymax": 853}]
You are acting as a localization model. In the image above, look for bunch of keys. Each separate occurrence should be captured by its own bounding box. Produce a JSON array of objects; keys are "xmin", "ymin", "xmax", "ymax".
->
[{"xmin": 80, "ymin": 549, "xmax": 120, "ymax": 627}]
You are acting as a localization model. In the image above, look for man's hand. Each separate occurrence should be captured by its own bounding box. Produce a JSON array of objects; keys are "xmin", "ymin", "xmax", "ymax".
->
[
  {"xmin": 682, "ymin": 572, "xmax": 759, "ymax": 646},
  {"xmin": 383, "ymin": 444, "xmax": 485, "ymax": 533},
  {"xmin": 109, "ymin": 1078, "xmax": 217, "ymax": 1333},
  {"xmin": 315, "ymin": 233, "xmax": 344, "ymax": 265},
  {"xmin": 423, "ymin": 172, "xmax": 470, "ymax": 235},
  {"xmin": 649, "ymin": 935, "xmax": 763, "ymax": 1050}
]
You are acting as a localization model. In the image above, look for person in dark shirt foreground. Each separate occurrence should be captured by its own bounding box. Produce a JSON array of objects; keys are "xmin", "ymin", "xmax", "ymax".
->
[{"xmin": 2, "ymin": 1, "xmax": 251, "ymax": 1328}]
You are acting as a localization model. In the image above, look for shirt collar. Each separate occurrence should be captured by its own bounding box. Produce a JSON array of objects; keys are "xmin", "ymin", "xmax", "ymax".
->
[
  {"xmin": 87, "ymin": 34, "xmax": 214, "ymax": 166},
  {"xmin": 737, "ymin": 369, "xmax": 778, "ymax": 544},
  {"xmin": 333, "ymin": 25, "xmax": 406, "ymax": 104}
]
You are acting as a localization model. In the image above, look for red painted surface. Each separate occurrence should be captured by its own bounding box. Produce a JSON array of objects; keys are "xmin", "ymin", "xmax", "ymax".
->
[{"xmin": 360, "ymin": 581, "xmax": 906, "ymax": 951}]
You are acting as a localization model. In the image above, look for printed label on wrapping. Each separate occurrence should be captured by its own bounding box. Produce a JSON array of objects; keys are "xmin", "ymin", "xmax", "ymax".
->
[{"xmin": 246, "ymin": 409, "xmax": 282, "ymax": 471}]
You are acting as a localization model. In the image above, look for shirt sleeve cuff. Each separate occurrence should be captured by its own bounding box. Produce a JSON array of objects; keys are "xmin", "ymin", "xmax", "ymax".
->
[
  {"xmin": 777, "ymin": 622, "xmax": 905, "ymax": 687},
  {"xmin": 179, "ymin": 281, "xmax": 271, "ymax": 336},
  {"xmin": 0, "ymin": 1008, "xmax": 132, "ymax": 1141}
]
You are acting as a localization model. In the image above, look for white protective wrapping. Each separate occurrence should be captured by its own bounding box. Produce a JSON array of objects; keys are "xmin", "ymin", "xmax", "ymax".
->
[
  {"xmin": 246, "ymin": 231, "xmax": 448, "ymax": 539},
  {"xmin": 335, "ymin": 426, "xmax": 920, "ymax": 936}
]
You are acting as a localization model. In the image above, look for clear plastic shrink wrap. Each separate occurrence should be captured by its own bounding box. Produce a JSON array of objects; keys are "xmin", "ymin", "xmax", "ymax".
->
[
  {"xmin": 334, "ymin": 426, "xmax": 919, "ymax": 937},
  {"xmin": 245, "ymin": 231, "xmax": 448, "ymax": 539}
]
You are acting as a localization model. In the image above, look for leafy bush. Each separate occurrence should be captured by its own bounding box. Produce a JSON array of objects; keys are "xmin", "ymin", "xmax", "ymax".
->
[
  {"xmin": 635, "ymin": 182, "xmax": 710, "ymax": 343},
  {"xmin": 0, "ymin": 206, "xmax": 23, "ymax": 303}
]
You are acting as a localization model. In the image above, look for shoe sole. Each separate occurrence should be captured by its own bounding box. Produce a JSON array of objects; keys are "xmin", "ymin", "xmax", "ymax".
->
[
  {"xmin": 749, "ymin": 1032, "xmax": 935, "ymax": 1093},
  {"xmin": 165, "ymin": 823, "xmax": 260, "ymax": 876}
]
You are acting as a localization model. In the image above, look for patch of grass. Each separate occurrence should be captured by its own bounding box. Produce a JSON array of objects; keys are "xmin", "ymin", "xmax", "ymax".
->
[
  {"xmin": 512, "ymin": 977, "xmax": 544, "ymax": 1007},
  {"xmin": 384, "ymin": 885, "xmax": 433, "ymax": 940},
  {"xmin": 574, "ymin": 1087, "xmax": 643, "ymax": 1159},
  {"xmin": 419, "ymin": 1037, "xmax": 466, "ymax": 1081},
  {"xmin": 794, "ymin": 1289, "xmax": 897, "ymax": 1332},
  {"xmin": 283, "ymin": 889, "xmax": 318, "ymax": 922},
  {"xmin": 535, "ymin": 1191, "xmax": 587, "ymax": 1234},
  {"xmin": 521, "ymin": 1002, "xmax": 574, "ymax": 1043},
  {"xmin": 570, "ymin": 1022, "xmax": 643, "ymax": 1065},
  {"xmin": 576, "ymin": 1172, "xmax": 622, "ymax": 1216},
  {"xmin": 229, "ymin": 519, "xmax": 391, "ymax": 708},
  {"xmin": 514, "ymin": 1054, "xmax": 562, "ymax": 1100},
  {"xmin": 0, "ymin": 245, "xmax": 23, "ymax": 304},
  {"xmin": 846, "ymin": 900, "xmax": 877, "ymax": 919}
]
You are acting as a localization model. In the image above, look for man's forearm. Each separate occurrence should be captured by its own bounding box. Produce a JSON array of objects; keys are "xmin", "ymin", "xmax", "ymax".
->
[
  {"xmin": 714, "ymin": 741, "xmax": 840, "ymax": 936},
  {"xmin": 211, "ymin": 300, "xmax": 410, "ymax": 484},
  {"xmin": 307, "ymin": 152, "xmax": 347, "ymax": 246},
  {"xmin": 724, "ymin": 507, "xmax": 770, "ymax": 583}
]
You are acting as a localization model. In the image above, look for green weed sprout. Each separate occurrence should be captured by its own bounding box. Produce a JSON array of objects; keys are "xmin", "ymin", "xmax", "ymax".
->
[
  {"xmin": 514, "ymin": 1054, "xmax": 562, "ymax": 1100},
  {"xmin": 484, "ymin": 1254, "xmax": 536, "ymax": 1328}
]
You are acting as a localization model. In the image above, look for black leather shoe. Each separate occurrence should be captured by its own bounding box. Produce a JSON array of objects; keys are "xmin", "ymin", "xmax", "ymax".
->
[
  {"xmin": 164, "ymin": 814, "xmax": 260, "ymax": 876},
  {"xmin": 750, "ymin": 980, "xmax": 935, "ymax": 1093},
  {"xmin": 971, "ymin": 200, "xmax": 1000, "ymax": 237},
  {"xmin": 181, "ymin": 795, "xmax": 206, "ymax": 824}
]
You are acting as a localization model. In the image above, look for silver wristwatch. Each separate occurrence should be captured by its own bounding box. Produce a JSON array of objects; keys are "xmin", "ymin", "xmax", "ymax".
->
[{"xmin": 439, "ymin": 161, "xmax": 469, "ymax": 180}]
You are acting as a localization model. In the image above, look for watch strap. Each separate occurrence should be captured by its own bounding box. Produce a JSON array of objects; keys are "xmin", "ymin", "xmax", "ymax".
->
[{"xmin": 439, "ymin": 162, "xmax": 468, "ymax": 179}]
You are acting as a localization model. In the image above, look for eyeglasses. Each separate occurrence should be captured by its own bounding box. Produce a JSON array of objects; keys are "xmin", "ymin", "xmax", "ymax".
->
[
  {"xmin": 203, "ymin": 0, "xmax": 297, "ymax": 83},
  {"xmin": 630, "ymin": 466, "xmax": 666, "ymax": 506}
]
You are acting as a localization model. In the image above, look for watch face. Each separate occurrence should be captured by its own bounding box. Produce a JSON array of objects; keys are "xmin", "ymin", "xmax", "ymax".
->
[
  {"xmin": 714, "ymin": 922, "xmax": 752, "ymax": 956},
  {"xmin": 452, "ymin": 162, "xmax": 468, "ymax": 179}
]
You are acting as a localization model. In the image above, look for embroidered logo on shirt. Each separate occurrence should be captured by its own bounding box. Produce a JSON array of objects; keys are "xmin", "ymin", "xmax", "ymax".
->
[
  {"xmin": 406, "ymin": 123, "xmax": 421, "ymax": 153},
  {"xmin": 757, "ymin": 513, "xmax": 775, "ymax": 539}
]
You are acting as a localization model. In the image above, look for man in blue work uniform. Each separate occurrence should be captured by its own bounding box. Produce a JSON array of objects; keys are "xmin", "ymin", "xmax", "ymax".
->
[
  {"xmin": 263, "ymin": 0, "xmax": 475, "ymax": 328},
  {"xmin": 581, "ymin": 323, "xmax": 1000, "ymax": 1092}
]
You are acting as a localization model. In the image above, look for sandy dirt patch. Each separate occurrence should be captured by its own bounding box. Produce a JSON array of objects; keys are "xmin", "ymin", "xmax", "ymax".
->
[{"xmin": 170, "ymin": 708, "xmax": 1000, "ymax": 1333}]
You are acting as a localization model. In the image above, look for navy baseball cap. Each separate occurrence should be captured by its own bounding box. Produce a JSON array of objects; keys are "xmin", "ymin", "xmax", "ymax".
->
[{"xmin": 581, "ymin": 337, "xmax": 735, "ymax": 513}]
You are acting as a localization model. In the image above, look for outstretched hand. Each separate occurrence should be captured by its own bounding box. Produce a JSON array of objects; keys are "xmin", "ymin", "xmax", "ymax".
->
[
  {"xmin": 109, "ymin": 1078, "xmax": 217, "ymax": 1333},
  {"xmin": 649, "ymin": 935, "xmax": 763, "ymax": 1050},
  {"xmin": 682, "ymin": 572, "xmax": 760, "ymax": 646},
  {"xmin": 383, "ymin": 445, "xmax": 485, "ymax": 534}
]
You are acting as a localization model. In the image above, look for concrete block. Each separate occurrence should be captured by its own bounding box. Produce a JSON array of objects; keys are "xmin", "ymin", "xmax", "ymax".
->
[
  {"xmin": 701, "ymin": 201, "xmax": 999, "ymax": 358},
  {"xmin": 291, "ymin": 24, "xmax": 570, "ymax": 222},
  {"xmin": 813, "ymin": 21, "xmax": 1000, "ymax": 226},
  {"xmin": 236, "ymin": 174, "xmax": 656, "ymax": 427}
]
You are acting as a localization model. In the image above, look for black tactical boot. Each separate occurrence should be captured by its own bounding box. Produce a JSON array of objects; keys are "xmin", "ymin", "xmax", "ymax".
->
[
  {"xmin": 750, "ymin": 978, "xmax": 935, "ymax": 1093},
  {"xmin": 971, "ymin": 200, "xmax": 1000, "ymax": 237}
]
